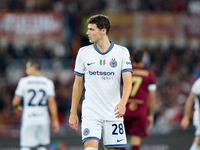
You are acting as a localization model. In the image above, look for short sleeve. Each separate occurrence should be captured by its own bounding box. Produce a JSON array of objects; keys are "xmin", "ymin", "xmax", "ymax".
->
[
  {"xmin": 121, "ymin": 48, "xmax": 132, "ymax": 73},
  {"xmin": 15, "ymin": 79, "xmax": 24, "ymax": 97},
  {"xmin": 74, "ymin": 49, "xmax": 85, "ymax": 76},
  {"xmin": 47, "ymin": 81, "xmax": 55, "ymax": 97},
  {"xmin": 191, "ymin": 78, "xmax": 200, "ymax": 95},
  {"xmin": 148, "ymin": 71, "xmax": 156, "ymax": 91}
]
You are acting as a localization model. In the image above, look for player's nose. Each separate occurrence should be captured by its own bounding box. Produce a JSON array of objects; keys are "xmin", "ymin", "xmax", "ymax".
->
[{"xmin": 86, "ymin": 30, "xmax": 90, "ymax": 35}]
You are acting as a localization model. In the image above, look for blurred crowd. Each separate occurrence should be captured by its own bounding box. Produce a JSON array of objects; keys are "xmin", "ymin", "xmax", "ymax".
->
[
  {"xmin": 0, "ymin": 0, "xmax": 200, "ymax": 137},
  {"xmin": 147, "ymin": 44, "xmax": 200, "ymax": 134},
  {"xmin": 1, "ymin": 41, "xmax": 200, "ymax": 135},
  {"xmin": 0, "ymin": 0, "xmax": 194, "ymax": 13}
]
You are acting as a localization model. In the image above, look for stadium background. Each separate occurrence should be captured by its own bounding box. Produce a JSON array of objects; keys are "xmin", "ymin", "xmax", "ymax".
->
[{"xmin": 0, "ymin": 0, "xmax": 200, "ymax": 149}]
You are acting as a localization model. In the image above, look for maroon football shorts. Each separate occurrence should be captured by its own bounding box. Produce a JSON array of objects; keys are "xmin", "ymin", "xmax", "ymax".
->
[{"xmin": 123, "ymin": 116, "xmax": 147, "ymax": 137}]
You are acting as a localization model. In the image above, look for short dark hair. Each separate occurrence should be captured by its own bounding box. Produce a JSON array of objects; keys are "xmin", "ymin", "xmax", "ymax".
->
[
  {"xmin": 132, "ymin": 49, "xmax": 144, "ymax": 63},
  {"xmin": 28, "ymin": 59, "xmax": 41, "ymax": 71},
  {"xmin": 87, "ymin": 14, "xmax": 110, "ymax": 35}
]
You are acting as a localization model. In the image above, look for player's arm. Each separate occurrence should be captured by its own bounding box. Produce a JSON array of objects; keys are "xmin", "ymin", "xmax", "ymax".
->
[
  {"xmin": 181, "ymin": 92, "xmax": 197, "ymax": 130},
  {"xmin": 12, "ymin": 96, "xmax": 22, "ymax": 111},
  {"xmin": 48, "ymin": 97, "xmax": 59, "ymax": 133},
  {"xmin": 115, "ymin": 71, "xmax": 132, "ymax": 118},
  {"xmin": 147, "ymin": 89, "xmax": 156, "ymax": 129},
  {"xmin": 69, "ymin": 75, "xmax": 84, "ymax": 131}
]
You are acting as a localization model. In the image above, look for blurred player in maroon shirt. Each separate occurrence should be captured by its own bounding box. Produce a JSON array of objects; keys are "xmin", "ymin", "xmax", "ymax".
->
[{"xmin": 120, "ymin": 49, "xmax": 156, "ymax": 150}]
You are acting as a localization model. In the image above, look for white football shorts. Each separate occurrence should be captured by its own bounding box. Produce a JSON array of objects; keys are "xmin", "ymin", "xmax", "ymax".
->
[
  {"xmin": 193, "ymin": 111, "xmax": 200, "ymax": 136},
  {"xmin": 81, "ymin": 117, "xmax": 127, "ymax": 148},
  {"xmin": 20, "ymin": 125, "xmax": 50, "ymax": 148}
]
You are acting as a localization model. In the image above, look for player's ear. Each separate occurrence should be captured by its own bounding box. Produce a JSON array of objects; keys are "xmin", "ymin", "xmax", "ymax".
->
[
  {"xmin": 142, "ymin": 57, "xmax": 145, "ymax": 63},
  {"xmin": 31, "ymin": 66, "xmax": 35, "ymax": 72},
  {"xmin": 101, "ymin": 28, "xmax": 107, "ymax": 35}
]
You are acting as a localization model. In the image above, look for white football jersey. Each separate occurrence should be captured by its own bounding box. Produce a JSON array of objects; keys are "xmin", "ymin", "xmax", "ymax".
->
[
  {"xmin": 74, "ymin": 41, "xmax": 132, "ymax": 121},
  {"xmin": 192, "ymin": 78, "xmax": 200, "ymax": 129},
  {"xmin": 15, "ymin": 75, "xmax": 55, "ymax": 127}
]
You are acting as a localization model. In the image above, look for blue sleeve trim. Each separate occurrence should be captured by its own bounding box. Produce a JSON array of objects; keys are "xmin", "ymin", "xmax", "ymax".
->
[
  {"xmin": 104, "ymin": 144, "xmax": 127, "ymax": 148},
  {"xmin": 121, "ymin": 68, "xmax": 133, "ymax": 73},
  {"xmin": 82, "ymin": 137, "xmax": 100, "ymax": 143},
  {"xmin": 47, "ymin": 95, "xmax": 55, "ymax": 98},
  {"xmin": 21, "ymin": 144, "xmax": 49, "ymax": 148},
  {"xmin": 15, "ymin": 94, "xmax": 23, "ymax": 98},
  {"xmin": 74, "ymin": 71, "xmax": 84, "ymax": 76}
]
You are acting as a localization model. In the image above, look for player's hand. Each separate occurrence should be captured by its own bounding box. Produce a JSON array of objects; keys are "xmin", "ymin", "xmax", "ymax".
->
[
  {"xmin": 69, "ymin": 113, "xmax": 79, "ymax": 132},
  {"xmin": 181, "ymin": 115, "xmax": 190, "ymax": 130},
  {"xmin": 52, "ymin": 120, "xmax": 59, "ymax": 133},
  {"xmin": 14, "ymin": 106, "xmax": 22, "ymax": 116},
  {"xmin": 147, "ymin": 115, "xmax": 154, "ymax": 130},
  {"xmin": 114, "ymin": 101, "xmax": 126, "ymax": 118}
]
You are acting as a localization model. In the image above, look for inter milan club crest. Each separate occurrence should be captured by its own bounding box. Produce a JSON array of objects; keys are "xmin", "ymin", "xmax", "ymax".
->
[
  {"xmin": 110, "ymin": 58, "xmax": 117, "ymax": 68},
  {"xmin": 83, "ymin": 128, "xmax": 90, "ymax": 136}
]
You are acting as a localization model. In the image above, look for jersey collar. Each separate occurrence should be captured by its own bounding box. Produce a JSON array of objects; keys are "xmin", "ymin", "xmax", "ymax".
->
[
  {"xmin": 93, "ymin": 41, "xmax": 114, "ymax": 55},
  {"xmin": 29, "ymin": 75, "xmax": 41, "ymax": 77}
]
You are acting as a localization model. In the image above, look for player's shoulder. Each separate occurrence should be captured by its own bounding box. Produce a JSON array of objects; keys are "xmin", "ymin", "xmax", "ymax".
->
[
  {"xmin": 18, "ymin": 76, "xmax": 29, "ymax": 83},
  {"xmin": 146, "ymin": 69, "xmax": 156, "ymax": 80},
  {"xmin": 133, "ymin": 67, "xmax": 149, "ymax": 72},
  {"xmin": 196, "ymin": 77, "xmax": 200, "ymax": 82},
  {"xmin": 192, "ymin": 78, "xmax": 200, "ymax": 93},
  {"xmin": 25, "ymin": 75, "xmax": 53, "ymax": 84},
  {"xmin": 147, "ymin": 68, "xmax": 155, "ymax": 76},
  {"xmin": 194, "ymin": 77, "xmax": 200, "ymax": 85},
  {"xmin": 113, "ymin": 43, "xmax": 128, "ymax": 51},
  {"xmin": 79, "ymin": 44, "xmax": 93, "ymax": 52},
  {"xmin": 17, "ymin": 76, "xmax": 33, "ymax": 86},
  {"xmin": 39, "ymin": 76, "xmax": 54, "ymax": 84},
  {"xmin": 142, "ymin": 67, "xmax": 155, "ymax": 75},
  {"xmin": 133, "ymin": 67, "xmax": 155, "ymax": 78}
]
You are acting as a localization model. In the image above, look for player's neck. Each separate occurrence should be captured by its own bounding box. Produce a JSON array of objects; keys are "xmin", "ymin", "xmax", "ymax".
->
[
  {"xmin": 95, "ymin": 37, "xmax": 110, "ymax": 53},
  {"xmin": 133, "ymin": 63, "xmax": 143, "ymax": 68},
  {"xmin": 29, "ymin": 72, "xmax": 40, "ymax": 76}
]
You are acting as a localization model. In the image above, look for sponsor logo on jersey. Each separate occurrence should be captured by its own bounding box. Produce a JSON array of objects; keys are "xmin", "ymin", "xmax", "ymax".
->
[
  {"xmin": 110, "ymin": 58, "xmax": 117, "ymax": 68},
  {"xmin": 100, "ymin": 59, "xmax": 105, "ymax": 66},
  {"xmin": 89, "ymin": 71, "xmax": 114, "ymax": 76},
  {"xmin": 89, "ymin": 71, "xmax": 115, "ymax": 80},
  {"xmin": 29, "ymin": 113, "xmax": 44, "ymax": 117},
  {"xmin": 126, "ymin": 61, "xmax": 131, "ymax": 65}
]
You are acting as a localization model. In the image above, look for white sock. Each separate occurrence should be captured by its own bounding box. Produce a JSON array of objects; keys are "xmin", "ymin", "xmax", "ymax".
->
[
  {"xmin": 85, "ymin": 147, "xmax": 98, "ymax": 150},
  {"xmin": 190, "ymin": 143, "xmax": 200, "ymax": 150},
  {"xmin": 37, "ymin": 147, "xmax": 47, "ymax": 150},
  {"xmin": 20, "ymin": 148, "xmax": 31, "ymax": 150}
]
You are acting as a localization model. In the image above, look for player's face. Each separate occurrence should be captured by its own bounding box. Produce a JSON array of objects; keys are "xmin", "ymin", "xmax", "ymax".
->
[
  {"xmin": 25, "ymin": 62, "xmax": 34, "ymax": 75},
  {"xmin": 25, "ymin": 62, "xmax": 31, "ymax": 75},
  {"xmin": 86, "ymin": 23, "xmax": 102, "ymax": 43}
]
